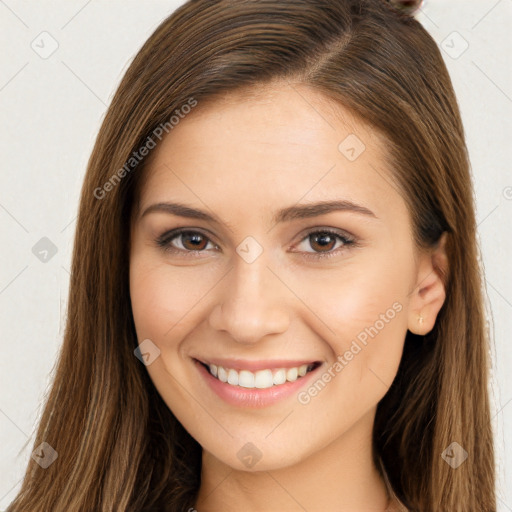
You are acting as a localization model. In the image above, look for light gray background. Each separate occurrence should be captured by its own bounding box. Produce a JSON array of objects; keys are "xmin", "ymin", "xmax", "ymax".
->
[{"xmin": 0, "ymin": 0, "xmax": 511, "ymax": 509}]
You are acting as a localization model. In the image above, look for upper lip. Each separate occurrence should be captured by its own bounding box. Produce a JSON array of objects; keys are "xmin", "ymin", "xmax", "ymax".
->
[{"xmin": 194, "ymin": 357, "xmax": 321, "ymax": 372}]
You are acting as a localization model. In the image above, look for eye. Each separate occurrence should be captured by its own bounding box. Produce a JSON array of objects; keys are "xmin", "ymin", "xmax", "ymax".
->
[
  {"xmin": 292, "ymin": 228, "xmax": 357, "ymax": 259},
  {"xmin": 156, "ymin": 229, "xmax": 218, "ymax": 256},
  {"xmin": 155, "ymin": 227, "xmax": 357, "ymax": 259}
]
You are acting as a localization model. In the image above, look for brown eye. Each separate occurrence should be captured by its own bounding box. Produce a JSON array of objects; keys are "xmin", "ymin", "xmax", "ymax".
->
[
  {"xmin": 156, "ymin": 229, "xmax": 217, "ymax": 254},
  {"xmin": 294, "ymin": 229, "xmax": 357, "ymax": 260},
  {"xmin": 180, "ymin": 232, "xmax": 209, "ymax": 251},
  {"xmin": 309, "ymin": 232, "xmax": 338, "ymax": 253},
  {"xmin": 156, "ymin": 227, "xmax": 357, "ymax": 260}
]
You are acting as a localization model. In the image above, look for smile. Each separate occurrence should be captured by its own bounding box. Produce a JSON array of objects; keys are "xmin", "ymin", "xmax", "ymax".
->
[
  {"xmin": 193, "ymin": 358, "xmax": 323, "ymax": 408},
  {"xmin": 202, "ymin": 362, "xmax": 319, "ymax": 389}
]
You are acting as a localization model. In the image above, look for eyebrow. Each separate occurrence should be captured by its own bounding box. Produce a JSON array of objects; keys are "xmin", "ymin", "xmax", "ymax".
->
[{"xmin": 140, "ymin": 199, "xmax": 378, "ymax": 226}]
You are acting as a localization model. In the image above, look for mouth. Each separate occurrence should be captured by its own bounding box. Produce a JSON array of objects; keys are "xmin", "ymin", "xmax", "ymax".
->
[{"xmin": 194, "ymin": 358, "xmax": 322, "ymax": 389}]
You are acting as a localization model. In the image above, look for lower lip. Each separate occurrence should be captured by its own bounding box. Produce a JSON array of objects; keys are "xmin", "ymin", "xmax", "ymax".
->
[{"xmin": 194, "ymin": 359, "xmax": 322, "ymax": 408}]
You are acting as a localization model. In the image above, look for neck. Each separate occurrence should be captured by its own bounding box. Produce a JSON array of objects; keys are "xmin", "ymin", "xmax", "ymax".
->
[{"xmin": 194, "ymin": 408, "xmax": 391, "ymax": 512}]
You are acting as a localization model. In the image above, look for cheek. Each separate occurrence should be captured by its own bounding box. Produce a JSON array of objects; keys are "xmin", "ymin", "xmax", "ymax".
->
[
  {"xmin": 129, "ymin": 258, "xmax": 210, "ymax": 341},
  {"xmin": 292, "ymin": 259, "xmax": 409, "ymax": 406},
  {"xmin": 129, "ymin": 260, "xmax": 206, "ymax": 420},
  {"xmin": 130, "ymin": 267, "xmax": 173, "ymax": 341}
]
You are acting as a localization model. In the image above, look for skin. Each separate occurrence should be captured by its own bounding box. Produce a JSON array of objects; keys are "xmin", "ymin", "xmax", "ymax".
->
[{"xmin": 129, "ymin": 81, "xmax": 448, "ymax": 511}]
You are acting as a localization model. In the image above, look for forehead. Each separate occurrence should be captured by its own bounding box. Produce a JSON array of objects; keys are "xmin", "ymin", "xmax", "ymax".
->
[
  {"xmin": 162, "ymin": 82, "xmax": 380, "ymax": 155},
  {"xmin": 136, "ymin": 82, "xmax": 400, "ymax": 224}
]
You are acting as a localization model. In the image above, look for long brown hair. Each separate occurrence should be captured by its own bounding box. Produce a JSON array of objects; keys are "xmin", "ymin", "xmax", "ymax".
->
[{"xmin": 8, "ymin": 1, "xmax": 495, "ymax": 510}]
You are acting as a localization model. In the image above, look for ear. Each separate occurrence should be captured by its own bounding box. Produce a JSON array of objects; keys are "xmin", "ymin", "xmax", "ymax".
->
[{"xmin": 407, "ymin": 232, "xmax": 449, "ymax": 335}]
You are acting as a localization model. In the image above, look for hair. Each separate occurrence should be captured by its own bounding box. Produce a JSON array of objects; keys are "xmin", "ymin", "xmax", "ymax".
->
[{"xmin": 8, "ymin": 0, "xmax": 495, "ymax": 511}]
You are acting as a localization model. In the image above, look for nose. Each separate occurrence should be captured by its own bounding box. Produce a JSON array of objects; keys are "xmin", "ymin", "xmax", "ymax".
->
[{"xmin": 208, "ymin": 256, "xmax": 290, "ymax": 345}]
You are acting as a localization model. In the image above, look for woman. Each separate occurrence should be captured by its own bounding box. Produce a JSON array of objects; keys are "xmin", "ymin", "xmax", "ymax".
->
[{"xmin": 7, "ymin": 0, "xmax": 496, "ymax": 510}]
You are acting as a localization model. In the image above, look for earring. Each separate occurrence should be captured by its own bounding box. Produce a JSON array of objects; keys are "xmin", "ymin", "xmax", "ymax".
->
[{"xmin": 418, "ymin": 314, "xmax": 424, "ymax": 325}]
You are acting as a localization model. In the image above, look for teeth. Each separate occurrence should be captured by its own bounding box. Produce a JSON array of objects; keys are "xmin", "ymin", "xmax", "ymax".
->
[
  {"xmin": 239, "ymin": 370, "xmax": 255, "ymax": 388},
  {"xmin": 286, "ymin": 367, "xmax": 298, "ymax": 382},
  {"xmin": 206, "ymin": 363, "xmax": 314, "ymax": 388},
  {"xmin": 218, "ymin": 366, "xmax": 228, "ymax": 383},
  {"xmin": 254, "ymin": 369, "xmax": 273, "ymax": 389},
  {"xmin": 273, "ymin": 369, "xmax": 286, "ymax": 385},
  {"xmin": 227, "ymin": 369, "xmax": 239, "ymax": 386}
]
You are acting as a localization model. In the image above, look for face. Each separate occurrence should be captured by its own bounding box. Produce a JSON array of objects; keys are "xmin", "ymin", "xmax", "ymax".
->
[{"xmin": 129, "ymin": 82, "xmax": 445, "ymax": 472}]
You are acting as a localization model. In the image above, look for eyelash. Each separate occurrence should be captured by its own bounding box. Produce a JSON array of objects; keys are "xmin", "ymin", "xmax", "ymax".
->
[{"xmin": 155, "ymin": 228, "xmax": 357, "ymax": 260}]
